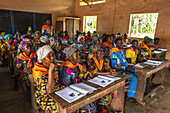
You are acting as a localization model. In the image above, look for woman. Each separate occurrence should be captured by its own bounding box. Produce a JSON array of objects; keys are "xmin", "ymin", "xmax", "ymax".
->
[
  {"xmin": 52, "ymin": 39, "xmax": 65, "ymax": 61},
  {"xmin": 15, "ymin": 39, "xmax": 37, "ymax": 86},
  {"xmin": 32, "ymin": 45, "xmax": 60, "ymax": 113},
  {"xmin": 1, "ymin": 34, "xmax": 17, "ymax": 75},
  {"xmin": 101, "ymin": 35, "xmax": 113, "ymax": 52},
  {"xmin": 59, "ymin": 44, "xmax": 96, "ymax": 113},
  {"xmin": 88, "ymin": 48, "xmax": 116, "ymax": 112}
]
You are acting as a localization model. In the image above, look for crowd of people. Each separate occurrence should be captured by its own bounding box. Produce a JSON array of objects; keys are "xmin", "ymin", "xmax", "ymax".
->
[{"xmin": 0, "ymin": 18, "xmax": 161, "ymax": 113}]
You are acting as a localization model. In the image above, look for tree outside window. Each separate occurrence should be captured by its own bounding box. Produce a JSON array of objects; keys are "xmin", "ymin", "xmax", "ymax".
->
[
  {"xmin": 128, "ymin": 13, "xmax": 158, "ymax": 39},
  {"xmin": 83, "ymin": 16, "xmax": 97, "ymax": 33}
]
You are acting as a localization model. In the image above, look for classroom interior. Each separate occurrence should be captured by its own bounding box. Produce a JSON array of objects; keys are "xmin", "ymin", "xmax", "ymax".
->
[{"xmin": 0, "ymin": 0, "xmax": 170, "ymax": 113}]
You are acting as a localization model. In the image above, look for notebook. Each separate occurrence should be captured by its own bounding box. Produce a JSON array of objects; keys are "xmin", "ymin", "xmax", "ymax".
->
[
  {"xmin": 55, "ymin": 83, "xmax": 97, "ymax": 103},
  {"xmin": 88, "ymin": 75, "xmax": 121, "ymax": 87}
]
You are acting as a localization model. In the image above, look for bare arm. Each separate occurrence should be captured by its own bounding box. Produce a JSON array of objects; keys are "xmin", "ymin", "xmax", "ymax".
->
[{"xmin": 46, "ymin": 63, "xmax": 55, "ymax": 93}]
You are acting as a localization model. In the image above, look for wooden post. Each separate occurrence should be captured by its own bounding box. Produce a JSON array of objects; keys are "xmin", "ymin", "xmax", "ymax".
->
[
  {"xmin": 110, "ymin": 81, "xmax": 125, "ymax": 113},
  {"xmin": 135, "ymin": 69, "xmax": 146, "ymax": 105}
]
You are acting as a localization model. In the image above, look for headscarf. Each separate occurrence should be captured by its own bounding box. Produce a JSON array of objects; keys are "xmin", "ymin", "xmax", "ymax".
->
[
  {"xmin": 35, "ymin": 31, "xmax": 40, "ymax": 35},
  {"xmin": 77, "ymin": 35, "xmax": 84, "ymax": 42},
  {"xmin": 40, "ymin": 35, "xmax": 49, "ymax": 44},
  {"xmin": 4, "ymin": 34, "xmax": 13, "ymax": 42},
  {"xmin": 36, "ymin": 45, "xmax": 52, "ymax": 62},
  {"xmin": 28, "ymin": 26, "xmax": 32, "ymax": 31},
  {"xmin": 91, "ymin": 36, "xmax": 101, "ymax": 45},
  {"xmin": 20, "ymin": 38, "xmax": 33, "ymax": 51},
  {"xmin": 0, "ymin": 32, "xmax": 6, "ymax": 37},
  {"xmin": 64, "ymin": 44, "xmax": 78, "ymax": 59},
  {"xmin": 93, "ymin": 33, "xmax": 99, "ymax": 37}
]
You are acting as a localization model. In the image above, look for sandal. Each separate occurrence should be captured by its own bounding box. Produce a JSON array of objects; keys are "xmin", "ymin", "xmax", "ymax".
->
[{"xmin": 126, "ymin": 97, "xmax": 138, "ymax": 105}]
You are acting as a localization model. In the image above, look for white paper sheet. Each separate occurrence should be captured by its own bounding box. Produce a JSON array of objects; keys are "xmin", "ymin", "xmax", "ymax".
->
[
  {"xmin": 98, "ymin": 75, "xmax": 121, "ymax": 82},
  {"xmin": 55, "ymin": 87, "xmax": 85, "ymax": 103},
  {"xmin": 88, "ymin": 77, "xmax": 114, "ymax": 87},
  {"xmin": 154, "ymin": 51, "xmax": 162, "ymax": 54},
  {"xmin": 127, "ymin": 44, "xmax": 132, "ymax": 48},
  {"xmin": 158, "ymin": 48, "xmax": 168, "ymax": 51},
  {"xmin": 70, "ymin": 83, "xmax": 97, "ymax": 95},
  {"xmin": 143, "ymin": 60, "xmax": 163, "ymax": 66},
  {"xmin": 134, "ymin": 63, "xmax": 145, "ymax": 68}
]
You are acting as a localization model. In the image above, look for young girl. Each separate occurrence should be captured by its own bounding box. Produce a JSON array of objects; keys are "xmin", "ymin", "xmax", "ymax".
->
[{"xmin": 32, "ymin": 45, "xmax": 60, "ymax": 113}]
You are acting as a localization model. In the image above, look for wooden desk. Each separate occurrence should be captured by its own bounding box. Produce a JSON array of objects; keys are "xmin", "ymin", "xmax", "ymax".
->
[
  {"xmin": 49, "ymin": 75, "xmax": 130, "ymax": 113},
  {"xmin": 134, "ymin": 60, "xmax": 169, "ymax": 105},
  {"xmin": 157, "ymin": 51, "xmax": 167, "ymax": 59}
]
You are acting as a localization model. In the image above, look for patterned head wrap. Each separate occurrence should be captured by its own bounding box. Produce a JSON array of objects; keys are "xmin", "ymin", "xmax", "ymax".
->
[
  {"xmin": 0, "ymin": 32, "xmax": 6, "ymax": 37},
  {"xmin": 4, "ymin": 34, "xmax": 13, "ymax": 42},
  {"xmin": 40, "ymin": 35, "xmax": 49, "ymax": 44},
  {"xmin": 77, "ymin": 35, "xmax": 84, "ymax": 42},
  {"xmin": 20, "ymin": 38, "xmax": 33, "ymax": 51},
  {"xmin": 36, "ymin": 45, "xmax": 52, "ymax": 62},
  {"xmin": 64, "ymin": 44, "xmax": 78, "ymax": 59},
  {"xmin": 91, "ymin": 36, "xmax": 101, "ymax": 45},
  {"xmin": 35, "ymin": 31, "xmax": 40, "ymax": 34}
]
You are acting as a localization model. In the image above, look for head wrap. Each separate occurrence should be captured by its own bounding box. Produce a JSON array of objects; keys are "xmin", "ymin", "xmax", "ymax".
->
[
  {"xmin": 77, "ymin": 35, "xmax": 84, "ymax": 42},
  {"xmin": 20, "ymin": 38, "xmax": 32, "ymax": 51},
  {"xmin": 93, "ymin": 33, "xmax": 99, "ymax": 37},
  {"xmin": 28, "ymin": 26, "xmax": 32, "ymax": 31},
  {"xmin": 40, "ymin": 35, "xmax": 49, "ymax": 44},
  {"xmin": 91, "ymin": 36, "xmax": 101, "ymax": 45},
  {"xmin": 36, "ymin": 45, "xmax": 52, "ymax": 62},
  {"xmin": 64, "ymin": 44, "xmax": 78, "ymax": 59},
  {"xmin": 35, "ymin": 31, "xmax": 40, "ymax": 34},
  {"xmin": 0, "ymin": 32, "xmax": 6, "ymax": 37},
  {"xmin": 4, "ymin": 34, "xmax": 13, "ymax": 42}
]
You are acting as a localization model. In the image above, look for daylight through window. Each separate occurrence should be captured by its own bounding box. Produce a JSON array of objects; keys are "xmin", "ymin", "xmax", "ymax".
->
[
  {"xmin": 83, "ymin": 16, "xmax": 97, "ymax": 33},
  {"xmin": 128, "ymin": 13, "xmax": 158, "ymax": 39}
]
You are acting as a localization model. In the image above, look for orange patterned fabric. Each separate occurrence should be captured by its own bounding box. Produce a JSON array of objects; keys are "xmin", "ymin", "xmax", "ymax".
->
[
  {"xmin": 141, "ymin": 40, "xmax": 152, "ymax": 56},
  {"xmin": 17, "ymin": 51, "xmax": 36, "ymax": 68},
  {"xmin": 109, "ymin": 47, "xmax": 123, "ymax": 56},
  {"xmin": 41, "ymin": 25, "xmax": 52, "ymax": 33},
  {"xmin": 60, "ymin": 61, "xmax": 83, "ymax": 72},
  {"xmin": 32, "ymin": 62, "xmax": 58, "ymax": 80},
  {"xmin": 101, "ymin": 42, "xmax": 111, "ymax": 48},
  {"xmin": 92, "ymin": 55, "xmax": 103, "ymax": 71},
  {"xmin": 78, "ymin": 41, "xmax": 85, "ymax": 47}
]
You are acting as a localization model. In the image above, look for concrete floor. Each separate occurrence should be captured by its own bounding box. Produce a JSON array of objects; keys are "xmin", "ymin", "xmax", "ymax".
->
[{"xmin": 0, "ymin": 68, "xmax": 170, "ymax": 113}]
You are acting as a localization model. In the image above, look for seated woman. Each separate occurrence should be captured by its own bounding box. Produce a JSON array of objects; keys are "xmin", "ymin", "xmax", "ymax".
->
[
  {"xmin": 2, "ymin": 34, "xmax": 17, "ymax": 75},
  {"xmin": 101, "ymin": 35, "xmax": 113, "ymax": 52},
  {"xmin": 126, "ymin": 40, "xmax": 139, "ymax": 64},
  {"xmin": 59, "ymin": 44, "xmax": 96, "ymax": 113},
  {"xmin": 153, "ymin": 37, "xmax": 160, "ymax": 50},
  {"xmin": 32, "ymin": 45, "xmax": 60, "ymax": 113},
  {"xmin": 88, "ymin": 36, "xmax": 101, "ymax": 60},
  {"xmin": 15, "ymin": 39, "xmax": 37, "ymax": 86},
  {"xmin": 78, "ymin": 62, "xmax": 93, "ymax": 82},
  {"xmin": 52, "ymin": 39, "xmax": 65, "ymax": 63},
  {"xmin": 88, "ymin": 48, "xmax": 117, "ymax": 112},
  {"xmin": 77, "ymin": 35, "xmax": 88, "ymax": 50}
]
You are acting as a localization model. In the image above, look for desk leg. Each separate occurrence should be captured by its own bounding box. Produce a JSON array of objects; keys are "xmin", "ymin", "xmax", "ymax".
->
[
  {"xmin": 110, "ymin": 81, "xmax": 125, "ymax": 113},
  {"xmin": 135, "ymin": 70, "xmax": 146, "ymax": 105},
  {"xmin": 56, "ymin": 102, "xmax": 66, "ymax": 113}
]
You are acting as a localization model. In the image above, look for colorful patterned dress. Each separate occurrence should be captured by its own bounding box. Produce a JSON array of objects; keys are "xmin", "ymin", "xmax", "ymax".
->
[
  {"xmin": 32, "ymin": 62, "xmax": 60, "ymax": 113},
  {"xmin": 15, "ymin": 52, "xmax": 37, "ymax": 86},
  {"xmin": 88, "ymin": 55, "xmax": 113, "ymax": 106},
  {"xmin": 78, "ymin": 71, "xmax": 93, "ymax": 82},
  {"xmin": 1, "ymin": 41, "xmax": 17, "ymax": 69},
  {"xmin": 59, "ymin": 61, "xmax": 95, "ymax": 112}
]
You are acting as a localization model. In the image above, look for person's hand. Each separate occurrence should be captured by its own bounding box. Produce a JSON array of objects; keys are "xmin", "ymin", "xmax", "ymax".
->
[
  {"xmin": 23, "ymin": 68, "xmax": 32, "ymax": 74},
  {"xmin": 110, "ymin": 71, "xmax": 117, "ymax": 77},
  {"xmin": 125, "ymin": 65, "xmax": 134, "ymax": 71},
  {"xmin": 60, "ymin": 85, "xmax": 65, "ymax": 90},
  {"xmin": 49, "ymin": 63, "xmax": 55, "ymax": 71}
]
